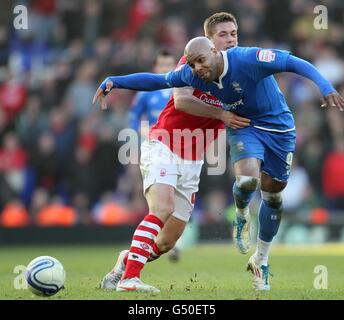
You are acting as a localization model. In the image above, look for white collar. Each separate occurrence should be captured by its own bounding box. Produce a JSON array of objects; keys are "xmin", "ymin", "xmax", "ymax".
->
[{"xmin": 212, "ymin": 51, "xmax": 229, "ymax": 89}]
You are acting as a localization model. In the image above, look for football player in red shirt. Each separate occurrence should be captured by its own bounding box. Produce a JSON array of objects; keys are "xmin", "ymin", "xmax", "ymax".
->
[{"xmin": 99, "ymin": 12, "xmax": 250, "ymax": 293}]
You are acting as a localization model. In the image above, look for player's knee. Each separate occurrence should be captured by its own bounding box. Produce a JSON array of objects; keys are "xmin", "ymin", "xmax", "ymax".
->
[
  {"xmin": 235, "ymin": 175, "xmax": 260, "ymax": 193},
  {"xmin": 261, "ymin": 174, "xmax": 287, "ymax": 193},
  {"xmin": 261, "ymin": 191, "xmax": 283, "ymax": 209},
  {"xmin": 150, "ymin": 204, "xmax": 175, "ymax": 218},
  {"xmin": 149, "ymin": 199, "xmax": 174, "ymax": 217}
]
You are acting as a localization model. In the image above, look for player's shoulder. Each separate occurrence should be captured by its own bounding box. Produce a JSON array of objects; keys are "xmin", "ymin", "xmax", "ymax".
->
[
  {"xmin": 225, "ymin": 47, "xmax": 259, "ymax": 68},
  {"xmin": 228, "ymin": 46, "xmax": 291, "ymax": 66},
  {"xmin": 227, "ymin": 46, "xmax": 260, "ymax": 58},
  {"xmin": 229, "ymin": 46, "xmax": 290, "ymax": 59}
]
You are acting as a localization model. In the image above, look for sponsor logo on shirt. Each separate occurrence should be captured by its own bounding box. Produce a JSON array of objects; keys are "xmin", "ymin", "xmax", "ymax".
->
[
  {"xmin": 198, "ymin": 94, "xmax": 222, "ymax": 107},
  {"xmin": 221, "ymin": 99, "xmax": 244, "ymax": 111},
  {"xmin": 256, "ymin": 49, "xmax": 276, "ymax": 63}
]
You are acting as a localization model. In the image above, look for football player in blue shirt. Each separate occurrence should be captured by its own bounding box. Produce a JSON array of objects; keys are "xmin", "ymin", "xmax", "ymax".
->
[
  {"xmin": 129, "ymin": 50, "xmax": 175, "ymax": 132},
  {"xmin": 93, "ymin": 37, "xmax": 344, "ymax": 290}
]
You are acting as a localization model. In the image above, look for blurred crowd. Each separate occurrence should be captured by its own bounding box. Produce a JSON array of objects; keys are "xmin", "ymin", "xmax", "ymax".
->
[{"xmin": 0, "ymin": 0, "xmax": 344, "ymax": 229}]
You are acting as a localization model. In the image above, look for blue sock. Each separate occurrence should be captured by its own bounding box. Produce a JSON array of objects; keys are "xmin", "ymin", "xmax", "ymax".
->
[
  {"xmin": 232, "ymin": 182, "xmax": 256, "ymax": 212},
  {"xmin": 258, "ymin": 200, "xmax": 282, "ymax": 242}
]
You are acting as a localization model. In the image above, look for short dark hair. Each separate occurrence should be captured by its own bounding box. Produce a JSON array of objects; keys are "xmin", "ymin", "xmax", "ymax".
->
[{"xmin": 203, "ymin": 12, "xmax": 238, "ymax": 37}]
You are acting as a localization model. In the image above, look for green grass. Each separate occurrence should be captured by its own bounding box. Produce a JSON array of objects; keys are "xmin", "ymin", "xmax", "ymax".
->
[{"xmin": 1, "ymin": 243, "xmax": 344, "ymax": 300}]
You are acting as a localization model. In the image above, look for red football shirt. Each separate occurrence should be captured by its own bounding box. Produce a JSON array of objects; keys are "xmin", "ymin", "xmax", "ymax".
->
[{"xmin": 149, "ymin": 56, "xmax": 224, "ymax": 160}]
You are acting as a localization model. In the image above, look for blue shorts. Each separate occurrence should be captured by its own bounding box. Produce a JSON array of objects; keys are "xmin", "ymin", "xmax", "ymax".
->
[{"xmin": 227, "ymin": 126, "xmax": 296, "ymax": 182}]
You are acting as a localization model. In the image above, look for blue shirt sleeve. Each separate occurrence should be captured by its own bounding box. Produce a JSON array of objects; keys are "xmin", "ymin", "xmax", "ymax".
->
[
  {"xmin": 100, "ymin": 72, "xmax": 189, "ymax": 94},
  {"xmin": 285, "ymin": 55, "xmax": 335, "ymax": 96},
  {"xmin": 100, "ymin": 73, "xmax": 171, "ymax": 92},
  {"xmin": 165, "ymin": 64, "xmax": 193, "ymax": 87},
  {"xmin": 235, "ymin": 47, "xmax": 290, "ymax": 81},
  {"xmin": 128, "ymin": 92, "xmax": 147, "ymax": 131}
]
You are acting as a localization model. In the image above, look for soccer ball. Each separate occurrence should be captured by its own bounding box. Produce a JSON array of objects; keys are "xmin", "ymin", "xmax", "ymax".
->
[{"xmin": 25, "ymin": 256, "xmax": 66, "ymax": 296}]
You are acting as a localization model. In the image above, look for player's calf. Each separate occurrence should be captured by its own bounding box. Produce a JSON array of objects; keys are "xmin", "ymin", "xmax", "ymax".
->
[
  {"xmin": 233, "ymin": 176, "xmax": 260, "ymax": 212},
  {"xmin": 259, "ymin": 191, "xmax": 283, "ymax": 243}
]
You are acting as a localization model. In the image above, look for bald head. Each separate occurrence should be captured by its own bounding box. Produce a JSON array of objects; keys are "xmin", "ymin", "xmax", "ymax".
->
[
  {"xmin": 184, "ymin": 37, "xmax": 215, "ymax": 56},
  {"xmin": 184, "ymin": 36, "xmax": 223, "ymax": 82}
]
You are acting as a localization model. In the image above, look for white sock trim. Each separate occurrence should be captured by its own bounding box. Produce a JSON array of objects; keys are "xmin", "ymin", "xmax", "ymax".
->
[
  {"xmin": 255, "ymin": 238, "xmax": 271, "ymax": 266},
  {"xmin": 140, "ymin": 220, "xmax": 162, "ymax": 233},
  {"xmin": 134, "ymin": 229, "xmax": 156, "ymax": 240},
  {"xmin": 236, "ymin": 207, "xmax": 250, "ymax": 219},
  {"xmin": 128, "ymin": 252, "xmax": 148, "ymax": 264}
]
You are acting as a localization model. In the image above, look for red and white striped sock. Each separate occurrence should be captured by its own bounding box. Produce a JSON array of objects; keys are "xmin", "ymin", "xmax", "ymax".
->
[
  {"xmin": 123, "ymin": 214, "xmax": 164, "ymax": 279},
  {"xmin": 121, "ymin": 242, "xmax": 161, "ymax": 266}
]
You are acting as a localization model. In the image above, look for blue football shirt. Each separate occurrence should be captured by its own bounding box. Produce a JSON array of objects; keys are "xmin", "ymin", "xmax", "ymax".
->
[{"xmin": 166, "ymin": 47, "xmax": 295, "ymax": 132}]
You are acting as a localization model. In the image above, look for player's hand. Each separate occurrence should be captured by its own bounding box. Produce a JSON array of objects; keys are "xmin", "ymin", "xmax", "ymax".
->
[
  {"xmin": 321, "ymin": 92, "xmax": 344, "ymax": 112},
  {"xmin": 92, "ymin": 80, "xmax": 114, "ymax": 110},
  {"xmin": 220, "ymin": 110, "xmax": 251, "ymax": 129}
]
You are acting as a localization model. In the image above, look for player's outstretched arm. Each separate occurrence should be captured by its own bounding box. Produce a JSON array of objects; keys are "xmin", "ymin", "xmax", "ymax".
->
[
  {"xmin": 174, "ymin": 87, "xmax": 251, "ymax": 129},
  {"xmin": 286, "ymin": 55, "xmax": 344, "ymax": 111},
  {"xmin": 93, "ymin": 71, "xmax": 189, "ymax": 109}
]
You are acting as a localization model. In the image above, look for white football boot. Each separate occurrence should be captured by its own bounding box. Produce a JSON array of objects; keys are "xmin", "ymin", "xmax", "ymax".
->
[
  {"xmin": 233, "ymin": 212, "xmax": 251, "ymax": 254},
  {"xmin": 116, "ymin": 277, "xmax": 160, "ymax": 293},
  {"xmin": 246, "ymin": 254, "xmax": 272, "ymax": 291},
  {"xmin": 100, "ymin": 250, "xmax": 129, "ymax": 290}
]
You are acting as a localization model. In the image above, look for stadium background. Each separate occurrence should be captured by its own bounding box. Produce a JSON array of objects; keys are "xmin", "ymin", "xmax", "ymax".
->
[{"xmin": 0, "ymin": 0, "xmax": 344, "ymax": 246}]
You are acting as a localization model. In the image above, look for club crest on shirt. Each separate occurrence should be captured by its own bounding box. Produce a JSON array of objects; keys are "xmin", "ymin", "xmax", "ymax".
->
[{"xmin": 231, "ymin": 82, "xmax": 242, "ymax": 93}]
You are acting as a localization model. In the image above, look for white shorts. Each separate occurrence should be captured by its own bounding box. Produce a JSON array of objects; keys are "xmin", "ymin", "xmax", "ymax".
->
[{"xmin": 140, "ymin": 140, "xmax": 203, "ymax": 222}]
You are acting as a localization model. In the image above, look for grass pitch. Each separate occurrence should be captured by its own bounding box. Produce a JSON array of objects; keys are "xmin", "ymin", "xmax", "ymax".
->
[{"xmin": 0, "ymin": 243, "xmax": 343, "ymax": 300}]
